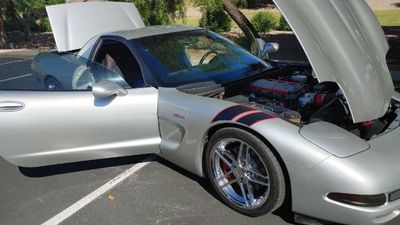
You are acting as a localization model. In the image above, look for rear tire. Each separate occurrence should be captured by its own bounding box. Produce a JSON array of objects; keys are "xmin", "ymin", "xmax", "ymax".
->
[{"xmin": 205, "ymin": 127, "xmax": 285, "ymax": 217}]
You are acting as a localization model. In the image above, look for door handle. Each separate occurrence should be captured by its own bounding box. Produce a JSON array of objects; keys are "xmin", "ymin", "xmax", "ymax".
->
[{"xmin": 0, "ymin": 101, "xmax": 25, "ymax": 112}]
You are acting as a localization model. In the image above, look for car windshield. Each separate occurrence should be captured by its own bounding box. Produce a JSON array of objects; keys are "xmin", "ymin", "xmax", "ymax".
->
[{"xmin": 132, "ymin": 30, "xmax": 271, "ymax": 87}]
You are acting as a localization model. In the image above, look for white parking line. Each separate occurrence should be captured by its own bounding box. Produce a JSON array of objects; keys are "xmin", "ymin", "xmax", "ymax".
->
[
  {"xmin": 0, "ymin": 59, "xmax": 30, "ymax": 66},
  {"xmin": 41, "ymin": 155, "xmax": 156, "ymax": 225},
  {"xmin": 0, "ymin": 73, "xmax": 32, "ymax": 83}
]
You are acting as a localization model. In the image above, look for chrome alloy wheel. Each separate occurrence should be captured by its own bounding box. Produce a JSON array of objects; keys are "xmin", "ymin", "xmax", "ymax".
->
[{"xmin": 210, "ymin": 138, "xmax": 271, "ymax": 209}]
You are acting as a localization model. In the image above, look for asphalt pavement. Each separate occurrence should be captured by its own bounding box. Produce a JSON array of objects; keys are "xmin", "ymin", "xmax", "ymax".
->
[{"xmin": 0, "ymin": 56, "xmax": 294, "ymax": 225}]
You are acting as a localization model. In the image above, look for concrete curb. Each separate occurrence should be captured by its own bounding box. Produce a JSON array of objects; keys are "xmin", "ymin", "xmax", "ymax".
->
[{"xmin": 0, "ymin": 49, "xmax": 53, "ymax": 59}]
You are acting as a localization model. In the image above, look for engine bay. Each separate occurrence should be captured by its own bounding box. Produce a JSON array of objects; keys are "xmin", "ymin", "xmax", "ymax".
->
[
  {"xmin": 223, "ymin": 65, "xmax": 400, "ymax": 140},
  {"xmin": 176, "ymin": 63, "xmax": 400, "ymax": 140}
]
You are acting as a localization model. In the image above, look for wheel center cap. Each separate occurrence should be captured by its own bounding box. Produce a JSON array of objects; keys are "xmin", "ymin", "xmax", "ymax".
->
[{"xmin": 234, "ymin": 168, "xmax": 245, "ymax": 178}]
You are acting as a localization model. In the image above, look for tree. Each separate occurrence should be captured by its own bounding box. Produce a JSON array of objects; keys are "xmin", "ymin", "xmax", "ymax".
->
[
  {"xmin": 113, "ymin": 0, "xmax": 186, "ymax": 25},
  {"xmin": 0, "ymin": 15, "xmax": 6, "ymax": 48},
  {"xmin": 0, "ymin": 0, "xmax": 9, "ymax": 48},
  {"xmin": 193, "ymin": 0, "xmax": 232, "ymax": 32},
  {"xmin": 0, "ymin": 0, "xmax": 66, "ymax": 48},
  {"xmin": 2, "ymin": 0, "xmax": 34, "ymax": 40}
]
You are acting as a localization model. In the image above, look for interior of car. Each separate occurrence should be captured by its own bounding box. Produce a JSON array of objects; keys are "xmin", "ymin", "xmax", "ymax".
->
[{"xmin": 94, "ymin": 40, "xmax": 144, "ymax": 88}]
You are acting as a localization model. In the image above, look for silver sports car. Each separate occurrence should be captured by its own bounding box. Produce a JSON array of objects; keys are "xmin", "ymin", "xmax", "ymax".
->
[{"xmin": 1, "ymin": 1, "xmax": 399, "ymax": 225}]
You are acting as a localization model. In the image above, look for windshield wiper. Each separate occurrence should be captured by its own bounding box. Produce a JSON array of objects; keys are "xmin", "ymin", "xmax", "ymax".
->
[{"xmin": 248, "ymin": 62, "xmax": 268, "ymax": 73}]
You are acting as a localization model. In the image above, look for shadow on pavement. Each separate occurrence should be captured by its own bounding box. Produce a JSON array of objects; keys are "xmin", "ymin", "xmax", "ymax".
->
[
  {"xmin": 18, "ymin": 154, "xmax": 297, "ymax": 224},
  {"xmin": 19, "ymin": 154, "xmax": 150, "ymax": 177},
  {"xmin": 156, "ymin": 157, "xmax": 298, "ymax": 225}
]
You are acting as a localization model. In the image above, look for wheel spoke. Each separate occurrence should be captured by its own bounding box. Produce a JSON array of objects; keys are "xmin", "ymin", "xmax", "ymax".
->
[
  {"xmin": 246, "ymin": 181, "xmax": 255, "ymax": 206},
  {"xmin": 248, "ymin": 168, "xmax": 269, "ymax": 179},
  {"xmin": 237, "ymin": 142, "xmax": 244, "ymax": 164},
  {"xmin": 248, "ymin": 176, "xmax": 269, "ymax": 186},
  {"xmin": 245, "ymin": 147, "xmax": 250, "ymax": 166},
  {"xmin": 214, "ymin": 149, "xmax": 235, "ymax": 170},
  {"xmin": 216, "ymin": 170, "xmax": 233, "ymax": 183},
  {"xmin": 239, "ymin": 182, "xmax": 249, "ymax": 207},
  {"xmin": 219, "ymin": 178, "xmax": 239, "ymax": 189}
]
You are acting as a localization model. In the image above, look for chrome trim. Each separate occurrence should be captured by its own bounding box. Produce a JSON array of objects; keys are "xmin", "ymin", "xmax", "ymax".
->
[{"xmin": 0, "ymin": 101, "xmax": 25, "ymax": 112}]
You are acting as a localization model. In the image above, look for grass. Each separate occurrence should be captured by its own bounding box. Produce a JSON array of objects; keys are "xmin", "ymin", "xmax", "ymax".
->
[
  {"xmin": 175, "ymin": 17, "xmax": 199, "ymax": 26},
  {"xmin": 375, "ymin": 9, "xmax": 400, "ymax": 26},
  {"xmin": 175, "ymin": 9, "xmax": 400, "ymax": 28}
]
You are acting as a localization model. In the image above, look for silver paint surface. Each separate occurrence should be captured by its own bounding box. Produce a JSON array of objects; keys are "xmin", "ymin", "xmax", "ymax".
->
[
  {"xmin": 299, "ymin": 121, "xmax": 370, "ymax": 158},
  {"xmin": 0, "ymin": 88, "xmax": 160, "ymax": 167}
]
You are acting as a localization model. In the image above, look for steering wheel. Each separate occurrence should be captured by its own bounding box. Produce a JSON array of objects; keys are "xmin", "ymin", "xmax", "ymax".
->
[
  {"xmin": 72, "ymin": 65, "xmax": 96, "ymax": 90},
  {"xmin": 199, "ymin": 50, "xmax": 220, "ymax": 64}
]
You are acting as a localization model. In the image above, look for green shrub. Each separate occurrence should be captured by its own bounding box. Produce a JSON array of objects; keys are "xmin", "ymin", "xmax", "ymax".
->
[
  {"xmin": 278, "ymin": 15, "xmax": 292, "ymax": 31},
  {"xmin": 39, "ymin": 18, "xmax": 52, "ymax": 32},
  {"xmin": 250, "ymin": 12, "xmax": 277, "ymax": 33},
  {"xmin": 4, "ymin": 19, "xmax": 19, "ymax": 32},
  {"xmin": 232, "ymin": 0, "xmax": 248, "ymax": 8},
  {"xmin": 26, "ymin": 16, "xmax": 39, "ymax": 32},
  {"xmin": 199, "ymin": 7, "xmax": 232, "ymax": 32},
  {"xmin": 119, "ymin": 0, "xmax": 185, "ymax": 26},
  {"xmin": 4, "ymin": 17, "xmax": 39, "ymax": 32}
]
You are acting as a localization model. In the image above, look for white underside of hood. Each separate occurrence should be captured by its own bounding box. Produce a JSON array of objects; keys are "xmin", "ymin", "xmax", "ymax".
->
[
  {"xmin": 46, "ymin": 2, "xmax": 145, "ymax": 52},
  {"xmin": 274, "ymin": 0, "xmax": 394, "ymax": 123}
]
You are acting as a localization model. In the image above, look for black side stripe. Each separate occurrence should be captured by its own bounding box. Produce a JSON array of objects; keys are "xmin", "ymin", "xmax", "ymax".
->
[
  {"xmin": 236, "ymin": 112, "xmax": 274, "ymax": 126},
  {"xmin": 212, "ymin": 105, "xmax": 253, "ymax": 122}
]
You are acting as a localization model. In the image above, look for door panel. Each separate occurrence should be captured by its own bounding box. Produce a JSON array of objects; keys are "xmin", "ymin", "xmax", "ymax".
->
[{"xmin": 0, "ymin": 88, "xmax": 160, "ymax": 167}]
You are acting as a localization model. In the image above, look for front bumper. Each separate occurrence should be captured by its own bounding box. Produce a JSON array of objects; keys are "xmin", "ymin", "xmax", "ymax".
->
[
  {"xmin": 289, "ymin": 124, "xmax": 400, "ymax": 225},
  {"xmin": 320, "ymin": 194, "xmax": 400, "ymax": 225}
]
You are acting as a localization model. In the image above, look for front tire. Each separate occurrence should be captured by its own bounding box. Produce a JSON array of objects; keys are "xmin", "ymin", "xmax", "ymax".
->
[{"xmin": 205, "ymin": 128, "xmax": 286, "ymax": 217}]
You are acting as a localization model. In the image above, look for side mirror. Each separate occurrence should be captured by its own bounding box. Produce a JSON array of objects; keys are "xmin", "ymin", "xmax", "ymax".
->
[
  {"xmin": 256, "ymin": 38, "xmax": 279, "ymax": 59},
  {"xmin": 92, "ymin": 80, "xmax": 128, "ymax": 98}
]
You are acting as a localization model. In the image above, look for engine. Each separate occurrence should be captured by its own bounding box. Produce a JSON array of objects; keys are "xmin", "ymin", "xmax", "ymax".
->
[
  {"xmin": 225, "ymin": 69, "xmax": 398, "ymax": 140},
  {"xmin": 244, "ymin": 70, "xmax": 344, "ymax": 124}
]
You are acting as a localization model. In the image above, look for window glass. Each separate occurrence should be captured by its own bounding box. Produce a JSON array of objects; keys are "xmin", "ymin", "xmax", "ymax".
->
[
  {"xmin": 94, "ymin": 40, "xmax": 144, "ymax": 88},
  {"xmin": 0, "ymin": 53, "xmax": 129, "ymax": 91},
  {"xmin": 132, "ymin": 30, "xmax": 271, "ymax": 87}
]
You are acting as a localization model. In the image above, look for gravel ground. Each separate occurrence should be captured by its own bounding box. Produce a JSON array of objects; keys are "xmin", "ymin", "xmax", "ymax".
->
[{"xmin": 367, "ymin": 0, "xmax": 400, "ymax": 9}]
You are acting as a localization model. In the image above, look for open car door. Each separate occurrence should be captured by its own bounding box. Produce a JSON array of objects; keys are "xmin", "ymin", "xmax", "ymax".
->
[
  {"xmin": 0, "ymin": 53, "xmax": 160, "ymax": 167},
  {"xmin": 223, "ymin": 0, "xmax": 262, "ymax": 56}
]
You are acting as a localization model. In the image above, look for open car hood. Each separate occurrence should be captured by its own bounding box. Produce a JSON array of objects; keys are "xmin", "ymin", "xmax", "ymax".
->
[
  {"xmin": 225, "ymin": 0, "xmax": 394, "ymax": 123},
  {"xmin": 46, "ymin": 2, "xmax": 145, "ymax": 52}
]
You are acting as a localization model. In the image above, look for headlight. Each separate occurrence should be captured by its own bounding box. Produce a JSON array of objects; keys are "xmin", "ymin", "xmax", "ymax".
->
[{"xmin": 327, "ymin": 192, "xmax": 387, "ymax": 207}]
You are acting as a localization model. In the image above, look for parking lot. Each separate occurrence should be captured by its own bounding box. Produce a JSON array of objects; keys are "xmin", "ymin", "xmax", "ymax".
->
[{"xmin": 0, "ymin": 57, "xmax": 294, "ymax": 225}]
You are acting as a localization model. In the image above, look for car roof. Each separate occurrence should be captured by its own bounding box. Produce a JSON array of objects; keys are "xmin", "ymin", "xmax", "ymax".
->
[{"xmin": 108, "ymin": 25, "xmax": 203, "ymax": 40}]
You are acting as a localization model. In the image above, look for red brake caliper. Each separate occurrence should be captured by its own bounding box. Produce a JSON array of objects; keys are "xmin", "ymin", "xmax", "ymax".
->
[{"xmin": 221, "ymin": 161, "xmax": 234, "ymax": 180}]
